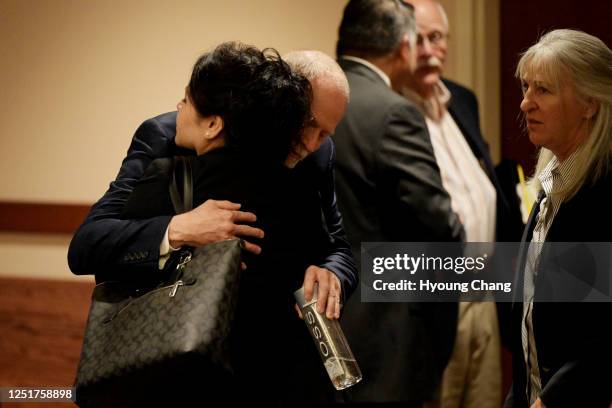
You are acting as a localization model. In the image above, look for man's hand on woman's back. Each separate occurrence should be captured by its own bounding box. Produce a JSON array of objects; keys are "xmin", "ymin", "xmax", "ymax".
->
[{"xmin": 168, "ymin": 199, "xmax": 264, "ymax": 254}]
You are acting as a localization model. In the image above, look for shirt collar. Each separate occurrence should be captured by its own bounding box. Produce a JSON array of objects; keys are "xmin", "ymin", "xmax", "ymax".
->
[
  {"xmin": 538, "ymin": 148, "xmax": 581, "ymax": 196},
  {"xmin": 339, "ymin": 55, "xmax": 391, "ymax": 88},
  {"xmin": 402, "ymin": 80, "xmax": 451, "ymax": 121},
  {"xmin": 556, "ymin": 148, "xmax": 581, "ymax": 188}
]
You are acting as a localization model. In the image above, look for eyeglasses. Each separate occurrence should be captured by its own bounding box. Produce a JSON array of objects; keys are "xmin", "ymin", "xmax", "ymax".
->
[{"xmin": 417, "ymin": 31, "xmax": 448, "ymax": 47}]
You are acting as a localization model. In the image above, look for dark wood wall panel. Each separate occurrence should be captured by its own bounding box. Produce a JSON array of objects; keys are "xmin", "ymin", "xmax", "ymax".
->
[
  {"xmin": 0, "ymin": 278, "xmax": 94, "ymax": 408},
  {"xmin": 500, "ymin": 0, "xmax": 612, "ymax": 175},
  {"xmin": 0, "ymin": 202, "xmax": 91, "ymax": 234}
]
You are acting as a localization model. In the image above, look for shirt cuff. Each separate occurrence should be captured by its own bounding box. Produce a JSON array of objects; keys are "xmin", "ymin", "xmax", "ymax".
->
[{"xmin": 159, "ymin": 226, "xmax": 180, "ymax": 269}]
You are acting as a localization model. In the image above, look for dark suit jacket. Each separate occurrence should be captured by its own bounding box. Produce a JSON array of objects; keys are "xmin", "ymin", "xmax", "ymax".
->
[
  {"xmin": 72, "ymin": 148, "xmax": 346, "ymax": 406},
  {"xmin": 443, "ymin": 79, "xmax": 524, "ymax": 242},
  {"xmin": 115, "ymin": 148, "xmax": 342, "ymax": 404},
  {"xmin": 68, "ymin": 111, "xmax": 357, "ymax": 302},
  {"xmin": 505, "ymin": 169, "xmax": 612, "ymax": 408},
  {"xmin": 331, "ymin": 59, "xmax": 463, "ymax": 403},
  {"xmin": 122, "ymin": 148, "xmax": 340, "ymax": 293}
]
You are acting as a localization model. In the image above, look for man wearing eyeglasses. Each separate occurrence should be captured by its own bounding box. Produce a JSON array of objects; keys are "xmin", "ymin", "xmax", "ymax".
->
[{"xmin": 402, "ymin": 1, "xmax": 524, "ymax": 407}]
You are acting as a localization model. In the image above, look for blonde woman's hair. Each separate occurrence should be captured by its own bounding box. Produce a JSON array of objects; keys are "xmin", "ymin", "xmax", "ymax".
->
[{"xmin": 516, "ymin": 29, "xmax": 612, "ymax": 202}]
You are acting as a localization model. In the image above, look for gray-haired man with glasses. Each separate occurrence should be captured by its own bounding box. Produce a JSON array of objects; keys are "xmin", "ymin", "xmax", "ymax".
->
[{"xmin": 402, "ymin": 1, "xmax": 524, "ymax": 407}]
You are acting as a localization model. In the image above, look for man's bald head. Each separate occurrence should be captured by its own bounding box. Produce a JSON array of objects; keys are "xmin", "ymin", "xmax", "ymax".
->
[
  {"xmin": 283, "ymin": 50, "xmax": 349, "ymax": 167},
  {"xmin": 284, "ymin": 50, "xmax": 350, "ymax": 101}
]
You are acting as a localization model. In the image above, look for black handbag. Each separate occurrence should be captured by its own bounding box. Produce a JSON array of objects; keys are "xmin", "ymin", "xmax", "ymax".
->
[{"xmin": 75, "ymin": 156, "xmax": 243, "ymax": 405}]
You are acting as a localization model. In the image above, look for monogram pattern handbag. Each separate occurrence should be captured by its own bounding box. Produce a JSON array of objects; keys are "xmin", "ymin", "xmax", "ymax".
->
[{"xmin": 75, "ymin": 156, "xmax": 243, "ymax": 404}]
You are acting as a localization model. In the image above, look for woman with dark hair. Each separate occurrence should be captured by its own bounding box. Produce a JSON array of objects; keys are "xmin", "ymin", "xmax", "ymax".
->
[
  {"xmin": 175, "ymin": 41, "xmax": 311, "ymax": 164},
  {"xmin": 103, "ymin": 42, "xmax": 344, "ymax": 406}
]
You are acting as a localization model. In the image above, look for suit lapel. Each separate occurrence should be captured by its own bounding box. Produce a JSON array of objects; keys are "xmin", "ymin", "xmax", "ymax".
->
[
  {"xmin": 512, "ymin": 190, "xmax": 545, "ymax": 304},
  {"xmin": 447, "ymin": 102, "xmax": 493, "ymax": 174}
]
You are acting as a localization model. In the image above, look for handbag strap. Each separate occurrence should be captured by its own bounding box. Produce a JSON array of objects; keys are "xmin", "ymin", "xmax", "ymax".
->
[{"xmin": 169, "ymin": 156, "xmax": 193, "ymax": 214}]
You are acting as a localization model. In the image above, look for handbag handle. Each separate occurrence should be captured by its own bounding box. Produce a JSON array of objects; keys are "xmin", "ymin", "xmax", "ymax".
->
[{"xmin": 169, "ymin": 156, "xmax": 193, "ymax": 214}]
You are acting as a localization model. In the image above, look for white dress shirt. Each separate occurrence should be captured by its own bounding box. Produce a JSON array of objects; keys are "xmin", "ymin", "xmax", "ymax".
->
[{"xmin": 404, "ymin": 82, "xmax": 496, "ymax": 242}]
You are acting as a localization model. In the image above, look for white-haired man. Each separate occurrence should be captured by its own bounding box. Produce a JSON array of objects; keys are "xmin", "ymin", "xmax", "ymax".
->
[{"xmin": 403, "ymin": 1, "xmax": 523, "ymax": 407}]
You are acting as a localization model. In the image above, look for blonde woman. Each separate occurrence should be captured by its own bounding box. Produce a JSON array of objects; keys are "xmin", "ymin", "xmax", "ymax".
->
[{"xmin": 506, "ymin": 30, "xmax": 612, "ymax": 408}]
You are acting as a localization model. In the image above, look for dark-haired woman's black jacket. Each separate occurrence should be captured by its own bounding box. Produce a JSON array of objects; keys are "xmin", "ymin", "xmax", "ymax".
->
[
  {"xmin": 68, "ymin": 112, "xmax": 357, "ymax": 304},
  {"xmin": 116, "ymin": 146, "xmax": 351, "ymax": 405}
]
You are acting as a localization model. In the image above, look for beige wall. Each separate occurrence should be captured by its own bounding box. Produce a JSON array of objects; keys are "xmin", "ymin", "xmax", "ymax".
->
[
  {"xmin": 0, "ymin": 0, "xmax": 346, "ymax": 280},
  {"xmin": 0, "ymin": 232, "xmax": 90, "ymax": 280},
  {"xmin": 0, "ymin": 0, "xmax": 347, "ymax": 203},
  {"xmin": 0, "ymin": 0, "xmax": 500, "ymax": 280}
]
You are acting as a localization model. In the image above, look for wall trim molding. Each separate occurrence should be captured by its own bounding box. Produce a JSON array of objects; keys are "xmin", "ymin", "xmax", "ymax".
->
[{"xmin": 0, "ymin": 201, "xmax": 91, "ymax": 234}]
